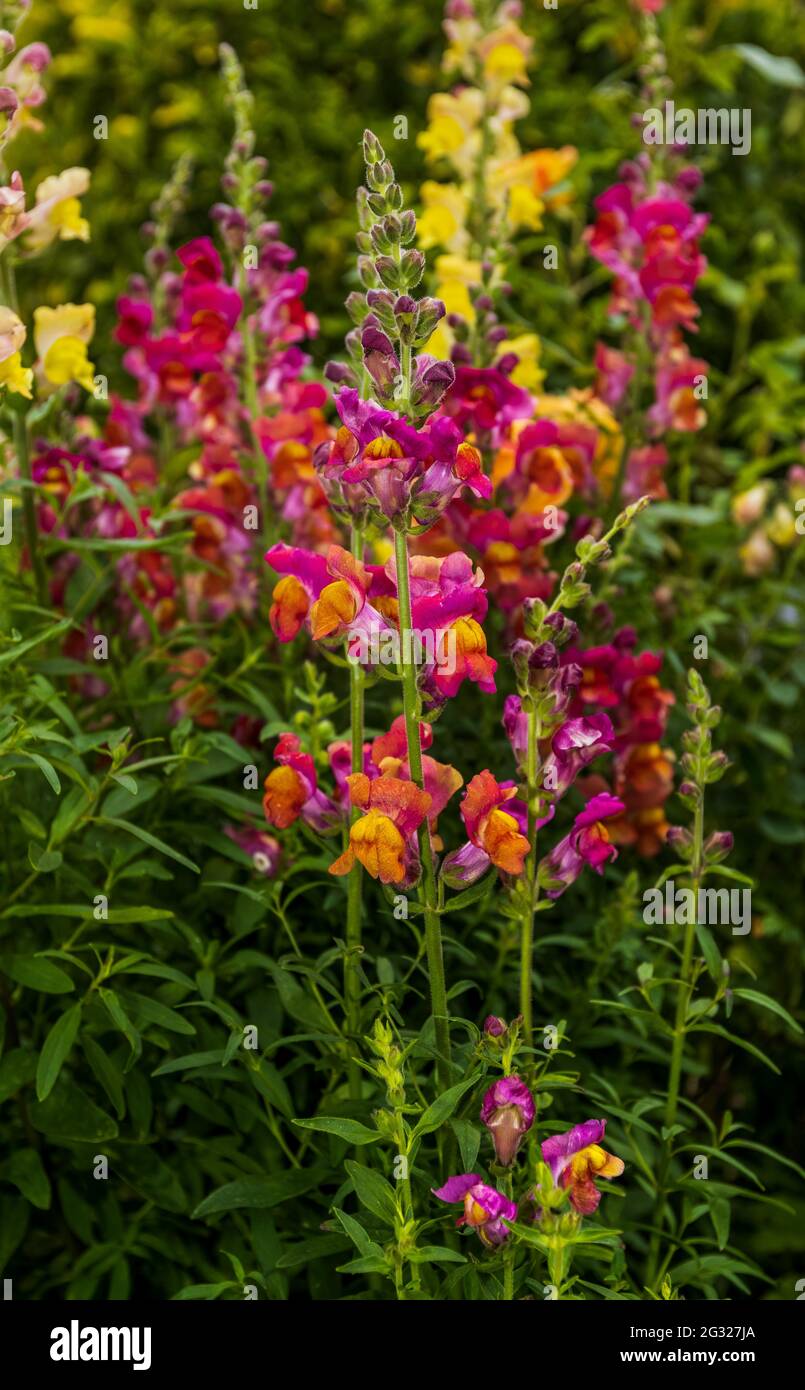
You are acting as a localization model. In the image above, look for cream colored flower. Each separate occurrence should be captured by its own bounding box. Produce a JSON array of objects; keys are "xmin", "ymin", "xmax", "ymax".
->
[
  {"xmin": 0, "ymin": 305, "xmax": 26, "ymax": 363},
  {"xmin": 731, "ymin": 483, "xmax": 769, "ymax": 527},
  {"xmin": 24, "ymin": 167, "xmax": 90, "ymax": 252}
]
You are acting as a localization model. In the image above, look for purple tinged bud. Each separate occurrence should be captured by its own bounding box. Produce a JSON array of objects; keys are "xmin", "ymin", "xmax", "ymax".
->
[
  {"xmin": 530, "ymin": 641, "xmax": 558, "ymax": 671},
  {"xmin": 487, "ymin": 325, "xmax": 509, "ymax": 344},
  {"xmin": 703, "ymin": 830, "xmax": 733, "ymax": 863},
  {"xmin": 484, "ymin": 1016, "xmax": 508, "ymax": 1038},
  {"xmin": 362, "ymin": 324, "xmax": 400, "ymax": 394},
  {"xmin": 495, "ymin": 352, "xmax": 518, "ymax": 375},
  {"xmin": 324, "ymin": 360, "xmax": 354, "ymax": 385},
  {"xmin": 410, "ymin": 356, "xmax": 455, "ymax": 408},
  {"xmin": 480, "ymin": 1076, "xmax": 536, "ymax": 1167}
]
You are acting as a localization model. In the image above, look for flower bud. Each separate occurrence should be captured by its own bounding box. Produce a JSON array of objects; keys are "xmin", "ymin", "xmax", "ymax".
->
[
  {"xmin": 703, "ymin": 830, "xmax": 734, "ymax": 864},
  {"xmin": 480, "ymin": 1076, "xmax": 536, "ymax": 1167}
]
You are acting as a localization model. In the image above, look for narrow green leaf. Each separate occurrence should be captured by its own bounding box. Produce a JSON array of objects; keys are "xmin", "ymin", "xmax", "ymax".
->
[{"xmin": 36, "ymin": 1003, "xmax": 82, "ymax": 1101}]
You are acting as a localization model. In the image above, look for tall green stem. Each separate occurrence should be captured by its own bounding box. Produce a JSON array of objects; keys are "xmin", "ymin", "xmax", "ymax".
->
[
  {"xmin": 645, "ymin": 796, "xmax": 704, "ymax": 1287},
  {"xmin": 345, "ymin": 523, "xmax": 365, "ymax": 1100},
  {"xmin": 502, "ymin": 1169, "xmax": 515, "ymax": 1300},
  {"xmin": 519, "ymin": 703, "xmax": 540, "ymax": 1052},
  {"xmin": 393, "ymin": 527, "xmax": 452, "ymax": 1089},
  {"xmin": 13, "ymin": 412, "xmax": 48, "ymax": 607}
]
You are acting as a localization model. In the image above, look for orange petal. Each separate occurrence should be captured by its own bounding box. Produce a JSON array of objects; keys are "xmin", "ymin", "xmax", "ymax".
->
[
  {"xmin": 481, "ymin": 806, "xmax": 530, "ymax": 875},
  {"xmin": 310, "ymin": 579, "xmax": 356, "ymax": 639},
  {"xmin": 263, "ymin": 765, "xmax": 307, "ymax": 829},
  {"xmin": 350, "ymin": 809, "xmax": 406, "ymax": 883},
  {"xmin": 329, "ymin": 845, "xmax": 356, "ymax": 877},
  {"xmin": 270, "ymin": 575, "xmax": 310, "ymax": 642}
]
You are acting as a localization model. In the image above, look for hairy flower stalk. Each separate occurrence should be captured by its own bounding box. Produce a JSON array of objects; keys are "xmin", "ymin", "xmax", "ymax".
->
[
  {"xmin": 394, "ymin": 526, "xmax": 452, "ymax": 1089},
  {"xmin": 345, "ymin": 521, "xmax": 365, "ymax": 1099},
  {"xmin": 516, "ymin": 496, "xmax": 653, "ymax": 1053},
  {"xmin": 645, "ymin": 669, "xmax": 732, "ymax": 1288},
  {"xmin": 219, "ymin": 43, "xmax": 272, "ymax": 549}
]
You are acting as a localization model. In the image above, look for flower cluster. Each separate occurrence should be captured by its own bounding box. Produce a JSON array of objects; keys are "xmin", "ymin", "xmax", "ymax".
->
[
  {"xmin": 417, "ymin": 0, "xmax": 576, "ymax": 378},
  {"xmin": 434, "ymin": 1070, "xmax": 624, "ymax": 1248}
]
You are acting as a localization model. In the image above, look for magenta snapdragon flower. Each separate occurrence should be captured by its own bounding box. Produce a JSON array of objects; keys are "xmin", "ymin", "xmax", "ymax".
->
[
  {"xmin": 432, "ymin": 1174, "xmax": 518, "ymax": 1247},
  {"xmin": 538, "ymin": 792, "xmax": 625, "ymax": 898},
  {"xmin": 541, "ymin": 1119, "xmax": 624, "ymax": 1215}
]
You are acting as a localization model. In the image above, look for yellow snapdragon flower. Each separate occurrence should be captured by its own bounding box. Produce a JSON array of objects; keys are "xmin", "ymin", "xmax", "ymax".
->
[
  {"xmin": 34, "ymin": 303, "xmax": 96, "ymax": 392},
  {"xmin": 418, "ymin": 181, "xmax": 470, "ymax": 255},
  {"xmin": 0, "ymin": 306, "xmax": 33, "ymax": 397}
]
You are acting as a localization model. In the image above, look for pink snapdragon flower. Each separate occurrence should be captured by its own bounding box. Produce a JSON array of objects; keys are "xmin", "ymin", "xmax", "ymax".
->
[
  {"xmin": 433, "ymin": 1174, "xmax": 518, "ymax": 1247},
  {"xmin": 541, "ymin": 1119, "xmax": 624, "ymax": 1215},
  {"xmin": 538, "ymin": 792, "xmax": 625, "ymax": 897}
]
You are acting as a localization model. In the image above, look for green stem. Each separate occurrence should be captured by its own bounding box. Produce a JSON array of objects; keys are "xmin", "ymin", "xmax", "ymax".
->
[
  {"xmin": 393, "ymin": 527, "xmax": 452, "ymax": 1089},
  {"xmin": 645, "ymin": 795, "xmax": 704, "ymax": 1287},
  {"xmin": 13, "ymin": 412, "xmax": 48, "ymax": 608},
  {"xmin": 238, "ymin": 264, "xmax": 273, "ymax": 552},
  {"xmin": 502, "ymin": 1169, "xmax": 515, "ymax": 1300},
  {"xmin": 345, "ymin": 523, "xmax": 365, "ymax": 1101},
  {"xmin": 519, "ymin": 703, "xmax": 540, "ymax": 1052}
]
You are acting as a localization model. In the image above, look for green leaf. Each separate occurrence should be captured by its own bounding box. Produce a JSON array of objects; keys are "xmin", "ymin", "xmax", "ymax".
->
[
  {"xmin": 732, "ymin": 988, "xmax": 803, "ymax": 1034},
  {"xmin": 276, "ymin": 1235, "xmax": 351, "ymax": 1269},
  {"xmin": 441, "ymin": 877, "xmax": 493, "ymax": 913},
  {"xmin": 119, "ymin": 990, "xmax": 196, "ymax": 1036},
  {"xmin": 451, "ymin": 1118, "xmax": 481, "ymax": 1173},
  {"xmin": 411, "ymin": 1072, "xmax": 481, "ymax": 1141},
  {"xmin": 710, "ymin": 1198, "xmax": 731, "ymax": 1250},
  {"xmin": 112, "ymin": 1146, "xmax": 188, "ymax": 1213},
  {"xmin": 292, "ymin": 1116, "xmax": 382, "ymax": 1146},
  {"xmin": 5, "ymin": 956, "xmax": 75, "ymax": 994},
  {"xmin": 0, "ymin": 618, "xmax": 73, "ymax": 669},
  {"xmin": 729, "ymin": 43, "xmax": 805, "ymax": 88},
  {"xmin": 409, "ymin": 1245, "xmax": 467, "ymax": 1264},
  {"xmin": 332, "ymin": 1207, "xmax": 384, "ymax": 1258},
  {"xmin": 0, "ymin": 1049, "xmax": 38, "ymax": 1105},
  {"xmin": 690, "ymin": 1023, "xmax": 780, "ymax": 1073},
  {"xmin": 192, "ymin": 1168, "xmax": 327, "ymax": 1219},
  {"xmin": 27, "ymin": 844, "xmax": 63, "ymax": 873},
  {"xmin": 36, "ymin": 1002, "xmax": 82, "ymax": 1101},
  {"xmin": 172, "ymin": 1282, "xmax": 235, "ymax": 1301},
  {"xmin": 151, "ymin": 1049, "xmax": 226, "ymax": 1076},
  {"xmin": 30, "ymin": 1078, "xmax": 119, "ymax": 1142},
  {"xmin": 98, "ymin": 817, "xmax": 200, "ymax": 873},
  {"xmin": 98, "ymin": 987, "xmax": 143, "ymax": 1061},
  {"xmin": 5, "ymin": 1148, "xmax": 51, "ymax": 1210},
  {"xmin": 24, "ymin": 754, "xmax": 61, "ymax": 793},
  {"xmin": 344, "ymin": 1160, "xmax": 399, "ymax": 1227},
  {"xmin": 82, "ymin": 1036, "xmax": 126, "ymax": 1120},
  {"xmin": 694, "ymin": 922, "xmax": 722, "ymax": 985}
]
